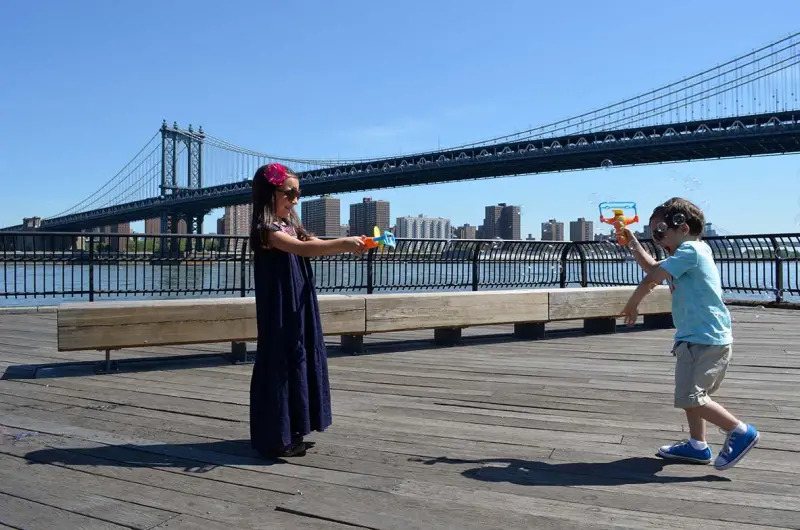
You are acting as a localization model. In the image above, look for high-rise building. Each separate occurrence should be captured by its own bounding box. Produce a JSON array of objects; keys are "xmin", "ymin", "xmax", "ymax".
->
[
  {"xmin": 349, "ymin": 197, "xmax": 390, "ymax": 237},
  {"xmin": 498, "ymin": 204, "xmax": 521, "ymax": 240},
  {"xmin": 569, "ymin": 217, "xmax": 594, "ymax": 242},
  {"xmin": 395, "ymin": 215, "xmax": 451, "ymax": 239},
  {"xmin": 94, "ymin": 223, "xmax": 131, "ymax": 251},
  {"xmin": 144, "ymin": 217, "xmax": 188, "ymax": 234},
  {"xmin": 455, "ymin": 224, "xmax": 477, "ymax": 240},
  {"xmin": 482, "ymin": 205, "xmax": 502, "ymax": 239},
  {"xmin": 217, "ymin": 216, "xmax": 225, "ymax": 234},
  {"xmin": 223, "ymin": 204, "xmax": 252, "ymax": 236},
  {"xmin": 301, "ymin": 195, "xmax": 341, "ymax": 237},
  {"xmin": 482, "ymin": 203, "xmax": 521, "ymax": 240},
  {"xmin": 541, "ymin": 219, "xmax": 565, "ymax": 241},
  {"xmin": 340, "ymin": 224, "xmax": 350, "ymax": 237},
  {"xmin": 704, "ymin": 222, "xmax": 718, "ymax": 236}
]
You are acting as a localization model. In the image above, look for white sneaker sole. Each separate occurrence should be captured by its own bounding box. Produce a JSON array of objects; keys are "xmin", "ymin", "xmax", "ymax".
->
[{"xmin": 657, "ymin": 448, "xmax": 712, "ymax": 464}]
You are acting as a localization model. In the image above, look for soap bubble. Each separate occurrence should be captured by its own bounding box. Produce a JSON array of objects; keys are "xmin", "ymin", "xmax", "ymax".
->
[
  {"xmin": 794, "ymin": 213, "xmax": 800, "ymax": 227},
  {"xmin": 588, "ymin": 192, "xmax": 601, "ymax": 206},
  {"xmin": 683, "ymin": 176, "xmax": 702, "ymax": 192},
  {"xmin": 491, "ymin": 237, "xmax": 503, "ymax": 250},
  {"xmin": 600, "ymin": 159, "xmax": 613, "ymax": 170}
]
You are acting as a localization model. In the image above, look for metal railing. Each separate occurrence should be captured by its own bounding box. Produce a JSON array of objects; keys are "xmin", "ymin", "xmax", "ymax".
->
[{"xmin": 1, "ymin": 232, "xmax": 798, "ymax": 304}]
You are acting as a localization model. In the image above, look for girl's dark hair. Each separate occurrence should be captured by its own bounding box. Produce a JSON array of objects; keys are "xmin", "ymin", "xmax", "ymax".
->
[{"xmin": 250, "ymin": 164, "xmax": 309, "ymax": 249}]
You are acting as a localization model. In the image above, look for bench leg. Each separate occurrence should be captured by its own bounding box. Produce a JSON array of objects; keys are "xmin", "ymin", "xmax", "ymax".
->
[
  {"xmin": 95, "ymin": 349, "xmax": 118, "ymax": 374},
  {"xmin": 341, "ymin": 335, "xmax": 364, "ymax": 355},
  {"xmin": 434, "ymin": 327, "xmax": 461, "ymax": 346},
  {"xmin": 228, "ymin": 341, "xmax": 250, "ymax": 364},
  {"xmin": 584, "ymin": 317, "xmax": 617, "ymax": 334},
  {"xmin": 514, "ymin": 322, "xmax": 546, "ymax": 340},
  {"xmin": 644, "ymin": 313, "xmax": 674, "ymax": 329}
]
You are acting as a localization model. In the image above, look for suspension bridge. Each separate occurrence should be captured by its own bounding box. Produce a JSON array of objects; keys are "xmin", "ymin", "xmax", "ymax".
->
[{"xmin": 4, "ymin": 32, "xmax": 800, "ymax": 233}]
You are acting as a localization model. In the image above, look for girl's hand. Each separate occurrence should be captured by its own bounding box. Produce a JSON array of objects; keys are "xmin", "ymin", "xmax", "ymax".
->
[{"xmin": 342, "ymin": 236, "xmax": 367, "ymax": 254}]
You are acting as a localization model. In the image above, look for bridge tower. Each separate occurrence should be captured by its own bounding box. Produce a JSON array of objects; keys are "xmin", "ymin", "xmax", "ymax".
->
[{"xmin": 159, "ymin": 121, "xmax": 208, "ymax": 251}]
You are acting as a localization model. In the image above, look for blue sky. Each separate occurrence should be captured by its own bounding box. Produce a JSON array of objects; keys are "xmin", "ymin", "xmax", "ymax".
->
[{"xmin": 2, "ymin": 0, "xmax": 799, "ymax": 237}]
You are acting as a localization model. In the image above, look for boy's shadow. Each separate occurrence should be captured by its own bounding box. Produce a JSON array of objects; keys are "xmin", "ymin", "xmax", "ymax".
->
[{"xmin": 416, "ymin": 456, "xmax": 730, "ymax": 486}]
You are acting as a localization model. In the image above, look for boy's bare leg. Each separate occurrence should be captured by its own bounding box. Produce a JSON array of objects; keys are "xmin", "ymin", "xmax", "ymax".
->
[
  {"xmin": 688, "ymin": 401, "xmax": 740, "ymax": 433},
  {"xmin": 685, "ymin": 407, "xmax": 707, "ymax": 441}
]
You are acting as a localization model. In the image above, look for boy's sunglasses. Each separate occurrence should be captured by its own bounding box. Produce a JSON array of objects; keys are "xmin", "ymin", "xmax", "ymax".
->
[
  {"xmin": 278, "ymin": 187, "xmax": 301, "ymax": 201},
  {"xmin": 652, "ymin": 222, "xmax": 668, "ymax": 241},
  {"xmin": 651, "ymin": 213, "xmax": 685, "ymax": 242}
]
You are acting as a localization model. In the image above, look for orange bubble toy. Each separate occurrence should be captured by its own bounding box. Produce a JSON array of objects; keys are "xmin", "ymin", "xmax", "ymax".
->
[
  {"xmin": 362, "ymin": 226, "xmax": 397, "ymax": 249},
  {"xmin": 599, "ymin": 201, "xmax": 639, "ymax": 245}
]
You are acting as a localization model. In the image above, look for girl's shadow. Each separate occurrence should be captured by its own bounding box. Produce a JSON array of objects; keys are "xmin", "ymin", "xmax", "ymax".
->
[{"xmin": 416, "ymin": 456, "xmax": 730, "ymax": 486}]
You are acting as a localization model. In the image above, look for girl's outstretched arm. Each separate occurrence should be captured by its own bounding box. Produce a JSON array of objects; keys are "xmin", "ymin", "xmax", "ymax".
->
[{"xmin": 268, "ymin": 231, "xmax": 366, "ymax": 257}]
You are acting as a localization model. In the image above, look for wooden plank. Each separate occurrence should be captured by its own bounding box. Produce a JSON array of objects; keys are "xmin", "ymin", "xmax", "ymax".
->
[
  {"xmin": 1, "ymin": 307, "xmax": 799, "ymax": 529},
  {"xmin": 0, "ymin": 491, "xmax": 130, "ymax": 530},
  {"xmin": 57, "ymin": 294, "xmax": 365, "ymax": 351},
  {"xmin": 549, "ymin": 286, "xmax": 671, "ymax": 320},
  {"xmin": 0, "ymin": 452, "xmax": 179, "ymax": 529},
  {"xmin": 365, "ymin": 290, "xmax": 549, "ymax": 332}
]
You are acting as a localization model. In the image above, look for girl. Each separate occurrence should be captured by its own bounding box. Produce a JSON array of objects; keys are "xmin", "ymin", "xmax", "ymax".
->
[{"xmin": 249, "ymin": 163, "xmax": 366, "ymax": 458}]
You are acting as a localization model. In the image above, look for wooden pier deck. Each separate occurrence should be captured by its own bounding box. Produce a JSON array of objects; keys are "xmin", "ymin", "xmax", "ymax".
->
[{"xmin": 1, "ymin": 306, "xmax": 799, "ymax": 529}]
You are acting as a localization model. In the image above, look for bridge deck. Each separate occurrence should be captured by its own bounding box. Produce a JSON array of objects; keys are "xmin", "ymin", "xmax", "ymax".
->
[{"xmin": 1, "ymin": 308, "xmax": 799, "ymax": 529}]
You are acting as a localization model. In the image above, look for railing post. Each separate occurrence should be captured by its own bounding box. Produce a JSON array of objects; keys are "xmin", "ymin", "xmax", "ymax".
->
[
  {"xmin": 239, "ymin": 238, "xmax": 247, "ymax": 298},
  {"xmin": 576, "ymin": 243, "xmax": 588, "ymax": 287},
  {"xmin": 471, "ymin": 242, "xmax": 481, "ymax": 291},
  {"xmin": 366, "ymin": 249, "xmax": 374, "ymax": 294},
  {"xmin": 558, "ymin": 243, "xmax": 572, "ymax": 288},
  {"xmin": 88, "ymin": 235, "xmax": 95, "ymax": 302},
  {"xmin": 770, "ymin": 236, "xmax": 784, "ymax": 303}
]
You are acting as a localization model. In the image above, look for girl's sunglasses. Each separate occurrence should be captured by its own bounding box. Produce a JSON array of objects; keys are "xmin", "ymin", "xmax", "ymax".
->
[{"xmin": 278, "ymin": 187, "xmax": 301, "ymax": 201}]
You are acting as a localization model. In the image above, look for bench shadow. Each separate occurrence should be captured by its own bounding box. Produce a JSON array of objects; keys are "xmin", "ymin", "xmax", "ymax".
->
[
  {"xmin": 22, "ymin": 439, "xmax": 287, "ymax": 472},
  {"xmin": 1, "ymin": 352, "xmax": 234, "ymax": 380},
  {"xmin": 3, "ymin": 323, "xmax": 655, "ymax": 377},
  {"xmin": 414, "ymin": 455, "xmax": 730, "ymax": 486},
  {"xmin": 327, "ymin": 323, "xmax": 647, "ymax": 358}
]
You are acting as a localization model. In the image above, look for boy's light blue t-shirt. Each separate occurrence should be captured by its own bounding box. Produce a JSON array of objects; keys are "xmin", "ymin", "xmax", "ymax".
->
[{"xmin": 659, "ymin": 240, "xmax": 732, "ymax": 345}]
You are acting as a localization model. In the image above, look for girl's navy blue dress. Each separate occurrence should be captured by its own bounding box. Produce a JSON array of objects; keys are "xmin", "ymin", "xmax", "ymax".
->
[{"xmin": 250, "ymin": 222, "xmax": 332, "ymax": 456}]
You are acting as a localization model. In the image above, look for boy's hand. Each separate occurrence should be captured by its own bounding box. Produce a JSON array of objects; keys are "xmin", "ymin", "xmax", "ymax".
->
[
  {"xmin": 622, "ymin": 227, "xmax": 637, "ymax": 247},
  {"xmin": 620, "ymin": 303, "xmax": 639, "ymax": 327}
]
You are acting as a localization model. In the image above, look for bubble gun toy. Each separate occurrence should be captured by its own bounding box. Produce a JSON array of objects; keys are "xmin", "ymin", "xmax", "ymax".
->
[
  {"xmin": 362, "ymin": 226, "xmax": 397, "ymax": 249},
  {"xmin": 598, "ymin": 201, "xmax": 639, "ymax": 245}
]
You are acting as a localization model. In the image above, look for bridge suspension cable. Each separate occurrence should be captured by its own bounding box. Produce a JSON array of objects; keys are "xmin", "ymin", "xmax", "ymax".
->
[{"xmin": 44, "ymin": 32, "xmax": 800, "ymax": 223}]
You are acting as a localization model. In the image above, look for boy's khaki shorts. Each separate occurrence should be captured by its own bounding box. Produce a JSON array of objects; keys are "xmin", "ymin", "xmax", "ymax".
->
[{"xmin": 672, "ymin": 341, "xmax": 732, "ymax": 409}]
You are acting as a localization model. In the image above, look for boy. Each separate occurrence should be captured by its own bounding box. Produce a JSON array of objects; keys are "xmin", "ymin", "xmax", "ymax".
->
[{"xmin": 621, "ymin": 197, "xmax": 759, "ymax": 470}]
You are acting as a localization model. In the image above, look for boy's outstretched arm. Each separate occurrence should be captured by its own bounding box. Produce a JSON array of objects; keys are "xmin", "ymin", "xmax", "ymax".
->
[
  {"xmin": 621, "ymin": 265, "xmax": 672, "ymax": 326},
  {"xmin": 623, "ymin": 228, "xmax": 659, "ymax": 274}
]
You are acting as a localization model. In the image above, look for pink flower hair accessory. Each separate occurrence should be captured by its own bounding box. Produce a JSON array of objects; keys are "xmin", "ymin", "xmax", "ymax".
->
[{"xmin": 265, "ymin": 163, "xmax": 289, "ymax": 186}]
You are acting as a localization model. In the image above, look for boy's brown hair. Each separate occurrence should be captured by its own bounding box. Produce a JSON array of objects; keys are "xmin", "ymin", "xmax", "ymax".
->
[{"xmin": 653, "ymin": 197, "xmax": 705, "ymax": 236}]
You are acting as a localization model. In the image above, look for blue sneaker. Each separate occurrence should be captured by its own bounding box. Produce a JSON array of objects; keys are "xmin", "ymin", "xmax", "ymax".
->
[
  {"xmin": 714, "ymin": 424, "xmax": 760, "ymax": 470},
  {"xmin": 657, "ymin": 440, "xmax": 712, "ymax": 464}
]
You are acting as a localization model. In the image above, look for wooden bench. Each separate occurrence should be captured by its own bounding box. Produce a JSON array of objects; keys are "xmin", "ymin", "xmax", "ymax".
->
[
  {"xmin": 57, "ymin": 295, "xmax": 366, "ymax": 371},
  {"xmin": 353, "ymin": 285, "xmax": 672, "ymax": 350},
  {"xmin": 56, "ymin": 286, "xmax": 672, "ymax": 369}
]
